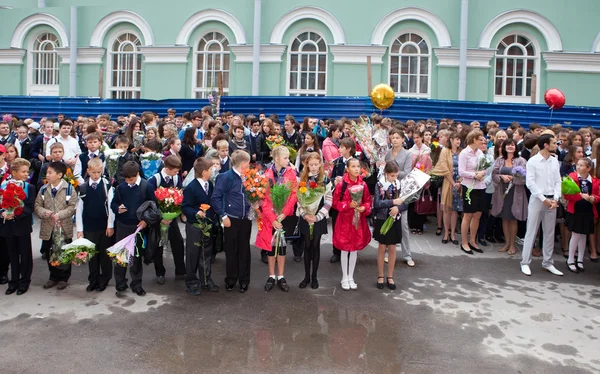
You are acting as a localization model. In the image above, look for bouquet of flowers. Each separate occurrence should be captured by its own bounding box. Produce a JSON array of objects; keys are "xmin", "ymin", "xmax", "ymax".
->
[
  {"xmin": 63, "ymin": 168, "xmax": 79, "ymax": 190},
  {"xmin": 154, "ymin": 187, "xmax": 184, "ymax": 245},
  {"xmin": 107, "ymin": 228, "xmax": 144, "ymax": 267},
  {"xmin": 140, "ymin": 152, "xmax": 162, "ymax": 178},
  {"xmin": 270, "ymin": 182, "xmax": 293, "ymax": 257},
  {"xmin": 378, "ymin": 179, "xmax": 401, "ymax": 236},
  {"xmin": 104, "ymin": 148, "xmax": 124, "ymax": 183},
  {"xmin": 208, "ymin": 91, "xmax": 220, "ymax": 116},
  {"xmin": 465, "ymin": 156, "xmax": 493, "ymax": 205},
  {"xmin": 48, "ymin": 221, "xmax": 68, "ymax": 269},
  {"xmin": 242, "ymin": 166, "xmax": 268, "ymax": 227},
  {"xmin": 193, "ymin": 204, "xmax": 212, "ymax": 284},
  {"xmin": 297, "ymin": 179, "xmax": 329, "ymax": 239},
  {"xmin": 266, "ymin": 135, "xmax": 284, "ymax": 150},
  {"xmin": 51, "ymin": 238, "xmax": 97, "ymax": 267},
  {"xmin": 284, "ymin": 142, "xmax": 298, "ymax": 164},
  {"xmin": 348, "ymin": 184, "xmax": 365, "ymax": 230},
  {"xmin": 504, "ymin": 165, "xmax": 526, "ymax": 198},
  {"xmin": 133, "ymin": 131, "xmax": 145, "ymax": 148},
  {"xmin": 562, "ymin": 176, "xmax": 580, "ymax": 195},
  {"xmin": 350, "ymin": 119, "xmax": 381, "ymax": 171},
  {"xmin": 0, "ymin": 181, "xmax": 26, "ymax": 222}
]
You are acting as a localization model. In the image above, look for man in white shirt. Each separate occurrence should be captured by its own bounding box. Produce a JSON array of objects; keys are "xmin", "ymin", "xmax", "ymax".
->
[
  {"xmin": 521, "ymin": 134, "xmax": 563, "ymax": 276},
  {"xmin": 45, "ymin": 121, "xmax": 81, "ymax": 167}
]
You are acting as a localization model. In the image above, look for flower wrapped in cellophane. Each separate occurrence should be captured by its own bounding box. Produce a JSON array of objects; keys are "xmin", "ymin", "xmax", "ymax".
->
[
  {"xmin": 504, "ymin": 165, "xmax": 526, "ymax": 198},
  {"xmin": 140, "ymin": 152, "xmax": 163, "ymax": 179},
  {"xmin": 242, "ymin": 166, "xmax": 268, "ymax": 227},
  {"xmin": 349, "ymin": 118, "xmax": 380, "ymax": 175},
  {"xmin": 465, "ymin": 156, "xmax": 492, "ymax": 205},
  {"xmin": 297, "ymin": 180, "xmax": 329, "ymax": 239},
  {"xmin": 154, "ymin": 187, "xmax": 183, "ymax": 245},
  {"xmin": 52, "ymin": 238, "xmax": 97, "ymax": 266},
  {"xmin": 349, "ymin": 184, "xmax": 364, "ymax": 230},
  {"xmin": 107, "ymin": 228, "xmax": 144, "ymax": 267},
  {"xmin": 0, "ymin": 180, "xmax": 26, "ymax": 223},
  {"xmin": 104, "ymin": 148, "xmax": 124, "ymax": 184},
  {"xmin": 561, "ymin": 176, "xmax": 580, "ymax": 195},
  {"xmin": 270, "ymin": 182, "xmax": 294, "ymax": 257}
]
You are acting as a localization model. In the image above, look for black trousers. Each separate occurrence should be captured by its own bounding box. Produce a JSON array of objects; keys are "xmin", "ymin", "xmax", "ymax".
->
[
  {"xmin": 224, "ymin": 218, "xmax": 252, "ymax": 287},
  {"xmin": 114, "ymin": 222, "xmax": 144, "ymax": 290},
  {"xmin": 154, "ymin": 220, "xmax": 186, "ymax": 277},
  {"xmin": 0, "ymin": 237, "xmax": 8, "ymax": 276},
  {"xmin": 408, "ymin": 202, "xmax": 426, "ymax": 230},
  {"xmin": 303, "ymin": 232, "xmax": 322, "ymax": 280},
  {"xmin": 185, "ymin": 222, "xmax": 214, "ymax": 290},
  {"xmin": 330, "ymin": 209, "xmax": 340, "ymax": 256},
  {"xmin": 42, "ymin": 235, "xmax": 72, "ymax": 282},
  {"xmin": 5, "ymin": 235, "xmax": 33, "ymax": 290},
  {"xmin": 85, "ymin": 230, "xmax": 113, "ymax": 287}
]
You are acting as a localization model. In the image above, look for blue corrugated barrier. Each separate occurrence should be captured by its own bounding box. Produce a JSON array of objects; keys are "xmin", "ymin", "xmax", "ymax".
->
[{"xmin": 0, "ymin": 96, "xmax": 599, "ymax": 129}]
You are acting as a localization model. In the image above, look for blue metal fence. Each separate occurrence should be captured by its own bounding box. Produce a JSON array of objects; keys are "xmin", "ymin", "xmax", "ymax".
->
[{"xmin": 0, "ymin": 95, "xmax": 599, "ymax": 129}]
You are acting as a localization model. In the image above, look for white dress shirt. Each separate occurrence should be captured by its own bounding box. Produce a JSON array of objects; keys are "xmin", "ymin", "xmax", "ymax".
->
[
  {"xmin": 75, "ymin": 178, "xmax": 115, "ymax": 232},
  {"xmin": 526, "ymin": 153, "xmax": 561, "ymax": 202}
]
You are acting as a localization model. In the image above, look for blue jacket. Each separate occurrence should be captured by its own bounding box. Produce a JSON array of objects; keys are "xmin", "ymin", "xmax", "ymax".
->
[
  {"xmin": 211, "ymin": 169, "xmax": 250, "ymax": 219},
  {"xmin": 182, "ymin": 179, "xmax": 215, "ymax": 224}
]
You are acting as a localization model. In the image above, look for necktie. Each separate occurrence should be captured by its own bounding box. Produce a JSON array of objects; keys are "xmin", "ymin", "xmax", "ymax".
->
[
  {"xmin": 91, "ymin": 182, "xmax": 98, "ymax": 190},
  {"xmin": 51, "ymin": 188, "xmax": 57, "ymax": 198},
  {"xmin": 165, "ymin": 176, "xmax": 172, "ymax": 186},
  {"xmin": 204, "ymin": 182, "xmax": 209, "ymax": 194},
  {"xmin": 90, "ymin": 153, "xmax": 96, "ymax": 159},
  {"xmin": 221, "ymin": 159, "xmax": 226, "ymax": 165}
]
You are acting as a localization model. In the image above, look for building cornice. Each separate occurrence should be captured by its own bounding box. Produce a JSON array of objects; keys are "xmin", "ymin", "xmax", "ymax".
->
[
  {"xmin": 230, "ymin": 44, "xmax": 286, "ymax": 63},
  {"xmin": 434, "ymin": 48, "xmax": 497, "ymax": 68},
  {"xmin": 543, "ymin": 52, "xmax": 600, "ymax": 73},
  {"xmin": 0, "ymin": 48, "xmax": 26, "ymax": 65},
  {"xmin": 329, "ymin": 45, "xmax": 387, "ymax": 64},
  {"xmin": 139, "ymin": 46, "xmax": 190, "ymax": 64},
  {"xmin": 56, "ymin": 47, "xmax": 105, "ymax": 64}
]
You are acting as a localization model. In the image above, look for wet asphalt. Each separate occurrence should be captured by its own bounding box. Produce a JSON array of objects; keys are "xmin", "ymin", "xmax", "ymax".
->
[{"xmin": 0, "ymin": 219, "xmax": 598, "ymax": 374}]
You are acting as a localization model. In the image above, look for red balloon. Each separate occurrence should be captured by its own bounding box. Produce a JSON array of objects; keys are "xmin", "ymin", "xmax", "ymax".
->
[{"xmin": 544, "ymin": 88, "xmax": 566, "ymax": 110}]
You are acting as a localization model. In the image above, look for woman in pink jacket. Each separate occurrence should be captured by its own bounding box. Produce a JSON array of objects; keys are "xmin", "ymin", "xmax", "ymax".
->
[
  {"xmin": 256, "ymin": 146, "xmax": 298, "ymax": 292},
  {"xmin": 322, "ymin": 123, "xmax": 343, "ymax": 176}
]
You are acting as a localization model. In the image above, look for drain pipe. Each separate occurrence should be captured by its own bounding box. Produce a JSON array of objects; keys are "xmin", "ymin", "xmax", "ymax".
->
[
  {"xmin": 69, "ymin": 6, "xmax": 77, "ymax": 97},
  {"xmin": 251, "ymin": 0, "xmax": 261, "ymax": 96},
  {"xmin": 38, "ymin": 0, "xmax": 46, "ymax": 7},
  {"xmin": 458, "ymin": 0, "xmax": 468, "ymax": 101}
]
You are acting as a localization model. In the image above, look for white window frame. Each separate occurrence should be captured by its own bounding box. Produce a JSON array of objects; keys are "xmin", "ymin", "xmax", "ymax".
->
[
  {"xmin": 192, "ymin": 30, "xmax": 230, "ymax": 99},
  {"xmin": 388, "ymin": 30, "xmax": 431, "ymax": 98},
  {"xmin": 493, "ymin": 32, "xmax": 541, "ymax": 104},
  {"xmin": 27, "ymin": 32, "xmax": 60, "ymax": 96},
  {"xmin": 286, "ymin": 29, "xmax": 328, "ymax": 97},
  {"xmin": 106, "ymin": 30, "xmax": 142, "ymax": 99}
]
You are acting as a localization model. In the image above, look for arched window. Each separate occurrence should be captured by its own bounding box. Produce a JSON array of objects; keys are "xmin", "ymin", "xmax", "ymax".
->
[
  {"xmin": 389, "ymin": 32, "xmax": 430, "ymax": 98},
  {"xmin": 494, "ymin": 34, "xmax": 537, "ymax": 102},
  {"xmin": 288, "ymin": 31, "xmax": 327, "ymax": 96},
  {"xmin": 109, "ymin": 32, "xmax": 142, "ymax": 99},
  {"xmin": 32, "ymin": 33, "xmax": 60, "ymax": 86},
  {"xmin": 194, "ymin": 32, "xmax": 230, "ymax": 99}
]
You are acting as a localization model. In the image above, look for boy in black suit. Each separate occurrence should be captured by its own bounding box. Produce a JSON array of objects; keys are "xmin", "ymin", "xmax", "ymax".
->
[
  {"xmin": 113, "ymin": 135, "xmax": 140, "ymax": 186},
  {"xmin": 13, "ymin": 123, "xmax": 33, "ymax": 160},
  {"xmin": 110, "ymin": 161, "xmax": 154, "ymax": 296},
  {"xmin": 182, "ymin": 157, "xmax": 218, "ymax": 295},
  {"xmin": 0, "ymin": 158, "xmax": 36, "ymax": 295},
  {"xmin": 76, "ymin": 158, "xmax": 114, "ymax": 292},
  {"xmin": 148, "ymin": 155, "xmax": 186, "ymax": 284},
  {"xmin": 74, "ymin": 133, "xmax": 105, "ymax": 185},
  {"xmin": 216, "ymin": 139, "xmax": 230, "ymax": 173}
]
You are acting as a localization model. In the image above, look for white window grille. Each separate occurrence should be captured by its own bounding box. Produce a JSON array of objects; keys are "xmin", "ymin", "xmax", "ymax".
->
[
  {"xmin": 494, "ymin": 34, "xmax": 537, "ymax": 102},
  {"xmin": 389, "ymin": 32, "xmax": 430, "ymax": 98},
  {"xmin": 288, "ymin": 31, "xmax": 327, "ymax": 96},
  {"xmin": 109, "ymin": 33, "xmax": 142, "ymax": 99},
  {"xmin": 31, "ymin": 33, "xmax": 60, "ymax": 86},
  {"xmin": 193, "ymin": 32, "xmax": 230, "ymax": 99}
]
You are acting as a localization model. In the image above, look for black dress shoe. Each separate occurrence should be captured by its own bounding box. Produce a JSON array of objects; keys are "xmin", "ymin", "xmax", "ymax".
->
[
  {"xmin": 293, "ymin": 256, "xmax": 302, "ymax": 262},
  {"xmin": 299, "ymin": 278, "xmax": 310, "ymax": 289},
  {"xmin": 186, "ymin": 288, "xmax": 201, "ymax": 296},
  {"xmin": 330, "ymin": 254, "xmax": 340, "ymax": 263},
  {"xmin": 442, "ymin": 238, "xmax": 449, "ymax": 244},
  {"xmin": 133, "ymin": 288, "xmax": 146, "ymax": 296},
  {"xmin": 115, "ymin": 284, "xmax": 128, "ymax": 293},
  {"xmin": 96, "ymin": 284, "xmax": 107, "ymax": 292},
  {"xmin": 0, "ymin": 275, "xmax": 8, "ymax": 285},
  {"xmin": 16, "ymin": 288, "xmax": 28, "ymax": 295},
  {"xmin": 478, "ymin": 239, "xmax": 488, "ymax": 247},
  {"xmin": 460, "ymin": 245, "xmax": 474, "ymax": 255},
  {"xmin": 278, "ymin": 278, "xmax": 290, "ymax": 292},
  {"xmin": 311, "ymin": 279, "xmax": 319, "ymax": 289},
  {"xmin": 264, "ymin": 277, "xmax": 276, "ymax": 292},
  {"xmin": 156, "ymin": 276, "xmax": 165, "ymax": 285},
  {"xmin": 5, "ymin": 287, "xmax": 16, "ymax": 295},
  {"xmin": 86, "ymin": 283, "xmax": 97, "ymax": 292},
  {"xmin": 239, "ymin": 284, "xmax": 248, "ymax": 293},
  {"xmin": 376, "ymin": 277, "xmax": 385, "ymax": 290},
  {"xmin": 470, "ymin": 244, "xmax": 483, "ymax": 253},
  {"xmin": 225, "ymin": 284, "xmax": 234, "ymax": 292},
  {"xmin": 591, "ymin": 257, "xmax": 599, "ymax": 263},
  {"xmin": 387, "ymin": 277, "xmax": 397, "ymax": 290},
  {"xmin": 202, "ymin": 282, "xmax": 219, "ymax": 292},
  {"xmin": 451, "ymin": 239, "xmax": 459, "ymax": 245}
]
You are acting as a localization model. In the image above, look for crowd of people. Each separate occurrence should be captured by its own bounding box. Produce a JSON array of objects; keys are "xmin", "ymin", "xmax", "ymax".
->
[{"xmin": 0, "ymin": 108, "xmax": 596, "ymax": 297}]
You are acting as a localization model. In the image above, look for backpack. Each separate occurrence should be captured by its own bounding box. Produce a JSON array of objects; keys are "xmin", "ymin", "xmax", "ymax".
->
[
  {"xmin": 39, "ymin": 182, "xmax": 74, "ymax": 203},
  {"xmin": 79, "ymin": 177, "xmax": 111, "ymax": 216}
]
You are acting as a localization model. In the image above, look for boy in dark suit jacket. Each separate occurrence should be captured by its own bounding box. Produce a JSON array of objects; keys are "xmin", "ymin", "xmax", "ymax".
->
[
  {"xmin": 216, "ymin": 139, "xmax": 230, "ymax": 173},
  {"xmin": 74, "ymin": 133, "xmax": 105, "ymax": 185},
  {"xmin": 110, "ymin": 161, "xmax": 154, "ymax": 296},
  {"xmin": 113, "ymin": 135, "xmax": 140, "ymax": 186},
  {"xmin": 0, "ymin": 158, "xmax": 36, "ymax": 295},
  {"xmin": 13, "ymin": 123, "xmax": 33, "ymax": 160},
  {"xmin": 147, "ymin": 155, "xmax": 186, "ymax": 284},
  {"xmin": 76, "ymin": 157, "xmax": 115, "ymax": 292},
  {"xmin": 182, "ymin": 157, "xmax": 218, "ymax": 295}
]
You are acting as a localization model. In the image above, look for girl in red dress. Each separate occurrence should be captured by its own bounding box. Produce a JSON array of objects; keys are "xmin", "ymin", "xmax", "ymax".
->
[{"xmin": 332, "ymin": 158, "xmax": 372, "ymax": 291}]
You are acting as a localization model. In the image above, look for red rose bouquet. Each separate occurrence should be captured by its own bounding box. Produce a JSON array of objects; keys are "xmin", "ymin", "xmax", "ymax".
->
[
  {"xmin": 154, "ymin": 187, "xmax": 184, "ymax": 245},
  {"xmin": 0, "ymin": 181, "xmax": 26, "ymax": 222}
]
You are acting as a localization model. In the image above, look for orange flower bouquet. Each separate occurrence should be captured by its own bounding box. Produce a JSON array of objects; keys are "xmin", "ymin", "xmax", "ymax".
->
[{"xmin": 242, "ymin": 166, "xmax": 268, "ymax": 229}]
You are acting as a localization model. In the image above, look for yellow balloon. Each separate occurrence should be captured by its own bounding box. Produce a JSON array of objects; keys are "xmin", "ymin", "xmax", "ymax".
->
[{"xmin": 370, "ymin": 83, "xmax": 395, "ymax": 110}]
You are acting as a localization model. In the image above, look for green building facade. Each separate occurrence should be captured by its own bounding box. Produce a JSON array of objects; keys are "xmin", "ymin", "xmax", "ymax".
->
[{"xmin": 0, "ymin": 0, "xmax": 599, "ymax": 106}]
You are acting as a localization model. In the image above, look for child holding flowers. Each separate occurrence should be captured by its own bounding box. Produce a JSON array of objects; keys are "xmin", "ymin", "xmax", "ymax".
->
[
  {"xmin": 297, "ymin": 152, "xmax": 332, "ymax": 289},
  {"xmin": 0, "ymin": 158, "xmax": 36, "ymax": 295},
  {"xmin": 332, "ymin": 158, "xmax": 372, "ymax": 291},
  {"xmin": 372, "ymin": 161, "xmax": 404, "ymax": 290},
  {"xmin": 256, "ymin": 146, "xmax": 297, "ymax": 293}
]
